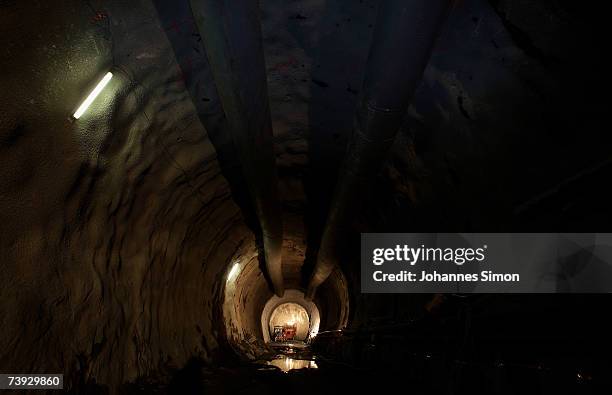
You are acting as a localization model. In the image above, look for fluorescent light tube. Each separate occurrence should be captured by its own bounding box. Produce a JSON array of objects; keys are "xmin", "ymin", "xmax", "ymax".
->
[
  {"xmin": 227, "ymin": 262, "xmax": 241, "ymax": 282},
  {"xmin": 73, "ymin": 72, "xmax": 113, "ymax": 119}
]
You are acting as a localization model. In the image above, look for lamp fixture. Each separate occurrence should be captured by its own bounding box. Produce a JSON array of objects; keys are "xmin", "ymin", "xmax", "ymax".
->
[{"xmin": 73, "ymin": 71, "xmax": 113, "ymax": 119}]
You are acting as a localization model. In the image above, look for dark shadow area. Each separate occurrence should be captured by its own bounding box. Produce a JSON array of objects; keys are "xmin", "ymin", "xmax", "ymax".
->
[
  {"xmin": 149, "ymin": 0, "xmax": 259, "ymax": 230},
  {"xmin": 301, "ymin": 0, "xmax": 378, "ymax": 283},
  {"xmin": 150, "ymin": 0, "xmax": 276, "ymax": 289}
]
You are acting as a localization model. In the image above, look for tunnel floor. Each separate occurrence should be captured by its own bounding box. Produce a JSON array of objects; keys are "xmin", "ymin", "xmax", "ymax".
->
[
  {"xmin": 122, "ymin": 348, "xmax": 407, "ymax": 395},
  {"xmin": 118, "ymin": 340, "xmax": 598, "ymax": 395}
]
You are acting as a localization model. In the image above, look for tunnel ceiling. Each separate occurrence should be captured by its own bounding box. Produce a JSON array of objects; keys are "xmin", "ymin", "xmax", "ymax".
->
[{"xmin": 1, "ymin": 0, "xmax": 609, "ymax": 392}]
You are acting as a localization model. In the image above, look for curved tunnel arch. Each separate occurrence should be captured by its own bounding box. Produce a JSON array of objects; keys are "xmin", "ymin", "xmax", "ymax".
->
[
  {"xmin": 260, "ymin": 290, "xmax": 320, "ymax": 343},
  {"xmin": 221, "ymin": 256, "xmax": 348, "ymax": 357},
  {"xmin": 268, "ymin": 302, "xmax": 313, "ymax": 341}
]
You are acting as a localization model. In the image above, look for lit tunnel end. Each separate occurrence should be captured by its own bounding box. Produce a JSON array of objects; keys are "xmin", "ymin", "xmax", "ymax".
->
[
  {"xmin": 72, "ymin": 71, "xmax": 113, "ymax": 119},
  {"xmin": 268, "ymin": 302, "xmax": 310, "ymax": 341}
]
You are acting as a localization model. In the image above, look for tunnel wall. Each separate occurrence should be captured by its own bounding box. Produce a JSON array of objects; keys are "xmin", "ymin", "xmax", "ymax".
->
[
  {"xmin": 0, "ymin": 0, "xmax": 262, "ymax": 391},
  {"xmin": 0, "ymin": 2, "xmax": 336, "ymax": 388},
  {"xmin": 314, "ymin": 269, "xmax": 350, "ymax": 332},
  {"xmin": 222, "ymin": 254, "xmax": 274, "ymax": 360}
]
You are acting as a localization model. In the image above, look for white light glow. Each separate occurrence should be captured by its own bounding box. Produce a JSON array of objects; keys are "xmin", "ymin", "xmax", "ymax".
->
[
  {"xmin": 227, "ymin": 262, "xmax": 241, "ymax": 282},
  {"xmin": 267, "ymin": 357, "xmax": 318, "ymax": 373},
  {"xmin": 73, "ymin": 72, "xmax": 113, "ymax": 119}
]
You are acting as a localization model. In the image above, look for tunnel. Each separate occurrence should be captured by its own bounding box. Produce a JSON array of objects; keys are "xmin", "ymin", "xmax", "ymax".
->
[{"xmin": 1, "ymin": 0, "xmax": 610, "ymax": 394}]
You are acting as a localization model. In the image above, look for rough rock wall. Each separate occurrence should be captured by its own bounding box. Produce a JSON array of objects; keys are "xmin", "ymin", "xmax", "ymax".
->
[
  {"xmin": 1, "ymin": 2, "xmax": 356, "ymax": 389},
  {"xmin": 0, "ymin": 0, "xmax": 259, "ymax": 390},
  {"xmin": 222, "ymin": 253, "xmax": 273, "ymax": 361}
]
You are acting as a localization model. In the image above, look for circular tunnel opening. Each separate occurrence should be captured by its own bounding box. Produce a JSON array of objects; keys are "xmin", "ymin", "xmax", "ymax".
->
[
  {"xmin": 261, "ymin": 290, "xmax": 321, "ymax": 344},
  {"xmin": 220, "ymin": 249, "xmax": 348, "ymax": 359},
  {"xmin": 268, "ymin": 302, "xmax": 309, "ymax": 342}
]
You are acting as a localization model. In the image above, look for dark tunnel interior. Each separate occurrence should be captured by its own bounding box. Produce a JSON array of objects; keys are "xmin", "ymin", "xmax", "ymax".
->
[{"xmin": 1, "ymin": 0, "xmax": 611, "ymax": 394}]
